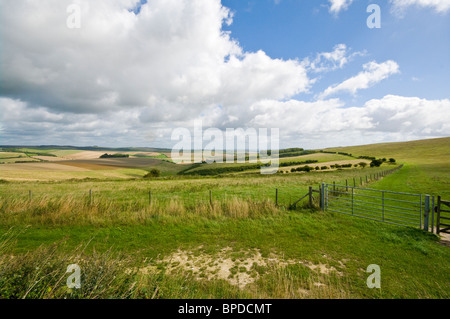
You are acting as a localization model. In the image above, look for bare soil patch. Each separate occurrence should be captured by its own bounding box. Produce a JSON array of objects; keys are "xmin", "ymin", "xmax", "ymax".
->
[
  {"xmin": 58, "ymin": 158, "xmax": 162, "ymax": 169},
  {"xmin": 135, "ymin": 247, "xmax": 345, "ymax": 289},
  {"xmin": 0, "ymin": 162, "xmax": 89, "ymax": 172},
  {"xmin": 61, "ymin": 151, "xmax": 114, "ymax": 160}
]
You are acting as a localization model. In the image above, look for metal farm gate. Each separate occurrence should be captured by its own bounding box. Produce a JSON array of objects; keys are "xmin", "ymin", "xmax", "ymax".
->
[
  {"xmin": 321, "ymin": 183, "xmax": 431, "ymax": 229},
  {"xmin": 436, "ymin": 196, "xmax": 450, "ymax": 234}
]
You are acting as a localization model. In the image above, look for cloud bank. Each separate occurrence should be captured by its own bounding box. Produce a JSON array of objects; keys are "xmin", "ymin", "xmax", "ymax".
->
[{"xmin": 0, "ymin": 0, "xmax": 449, "ymax": 149}]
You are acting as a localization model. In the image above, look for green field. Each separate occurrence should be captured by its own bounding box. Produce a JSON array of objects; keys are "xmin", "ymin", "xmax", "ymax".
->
[
  {"xmin": 0, "ymin": 138, "xmax": 449, "ymax": 299},
  {"xmin": 327, "ymin": 137, "xmax": 450, "ymax": 197}
]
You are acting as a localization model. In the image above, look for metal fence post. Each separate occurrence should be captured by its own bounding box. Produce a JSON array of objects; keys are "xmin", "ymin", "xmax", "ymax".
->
[{"xmin": 424, "ymin": 195, "xmax": 430, "ymax": 232}]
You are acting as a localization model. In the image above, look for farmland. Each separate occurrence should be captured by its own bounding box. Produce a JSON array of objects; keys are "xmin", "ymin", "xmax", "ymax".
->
[{"xmin": 0, "ymin": 137, "xmax": 449, "ymax": 299}]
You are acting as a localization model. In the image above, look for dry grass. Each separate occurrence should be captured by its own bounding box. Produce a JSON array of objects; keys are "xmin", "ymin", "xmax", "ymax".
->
[{"xmin": 0, "ymin": 195, "xmax": 283, "ymax": 226}]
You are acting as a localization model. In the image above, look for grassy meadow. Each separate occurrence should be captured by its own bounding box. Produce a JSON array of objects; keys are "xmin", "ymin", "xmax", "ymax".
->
[{"xmin": 0, "ymin": 138, "xmax": 449, "ymax": 299}]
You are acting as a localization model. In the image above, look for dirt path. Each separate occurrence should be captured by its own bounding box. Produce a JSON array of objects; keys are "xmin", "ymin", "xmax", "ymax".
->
[{"xmin": 439, "ymin": 232, "xmax": 450, "ymax": 247}]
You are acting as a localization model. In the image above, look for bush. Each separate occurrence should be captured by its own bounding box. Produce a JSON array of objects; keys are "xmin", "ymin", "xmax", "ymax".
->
[
  {"xmin": 144, "ymin": 169, "xmax": 161, "ymax": 178},
  {"xmin": 370, "ymin": 159, "xmax": 383, "ymax": 167},
  {"xmin": 100, "ymin": 153, "xmax": 129, "ymax": 158},
  {"xmin": 359, "ymin": 162, "xmax": 368, "ymax": 168},
  {"xmin": 389, "ymin": 158, "xmax": 396, "ymax": 163}
]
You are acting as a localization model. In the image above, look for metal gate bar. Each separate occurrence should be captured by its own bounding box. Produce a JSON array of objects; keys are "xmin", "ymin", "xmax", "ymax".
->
[{"xmin": 324, "ymin": 183, "xmax": 425, "ymax": 229}]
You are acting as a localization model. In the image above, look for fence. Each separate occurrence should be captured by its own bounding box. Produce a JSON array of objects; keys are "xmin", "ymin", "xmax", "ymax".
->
[
  {"xmin": 437, "ymin": 196, "xmax": 450, "ymax": 235},
  {"xmin": 321, "ymin": 183, "xmax": 430, "ymax": 229}
]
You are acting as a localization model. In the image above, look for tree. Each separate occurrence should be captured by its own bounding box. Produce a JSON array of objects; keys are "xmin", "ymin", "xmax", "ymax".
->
[
  {"xmin": 144, "ymin": 169, "xmax": 161, "ymax": 178},
  {"xmin": 370, "ymin": 159, "xmax": 383, "ymax": 167},
  {"xmin": 359, "ymin": 162, "xmax": 368, "ymax": 168},
  {"xmin": 389, "ymin": 158, "xmax": 396, "ymax": 163}
]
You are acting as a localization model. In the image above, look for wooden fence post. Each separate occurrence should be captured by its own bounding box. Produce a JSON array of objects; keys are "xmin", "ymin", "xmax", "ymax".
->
[
  {"xmin": 431, "ymin": 196, "xmax": 435, "ymax": 233},
  {"xmin": 437, "ymin": 196, "xmax": 441, "ymax": 235},
  {"xmin": 275, "ymin": 189, "xmax": 278, "ymax": 206},
  {"xmin": 309, "ymin": 186, "xmax": 313, "ymax": 207},
  {"xmin": 320, "ymin": 183, "xmax": 325, "ymax": 211},
  {"xmin": 209, "ymin": 190, "xmax": 212, "ymax": 206}
]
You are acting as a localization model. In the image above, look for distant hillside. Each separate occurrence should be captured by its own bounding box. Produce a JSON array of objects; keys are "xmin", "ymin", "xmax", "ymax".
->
[
  {"xmin": 323, "ymin": 137, "xmax": 450, "ymax": 164},
  {"xmin": 0, "ymin": 145, "xmax": 172, "ymax": 153}
]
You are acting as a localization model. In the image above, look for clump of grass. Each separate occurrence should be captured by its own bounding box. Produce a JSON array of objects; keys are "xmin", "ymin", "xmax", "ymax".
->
[
  {"xmin": 248, "ymin": 264, "xmax": 351, "ymax": 299},
  {"xmin": 0, "ymin": 230, "xmax": 140, "ymax": 299}
]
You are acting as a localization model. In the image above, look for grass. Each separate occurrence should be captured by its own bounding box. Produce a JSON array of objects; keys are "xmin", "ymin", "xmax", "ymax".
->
[
  {"xmin": 1, "ymin": 207, "xmax": 449, "ymax": 299},
  {"xmin": 327, "ymin": 137, "xmax": 450, "ymax": 197},
  {"xmin": 0, "ymin": 137, "xmax": 449, "ymax": 299}
]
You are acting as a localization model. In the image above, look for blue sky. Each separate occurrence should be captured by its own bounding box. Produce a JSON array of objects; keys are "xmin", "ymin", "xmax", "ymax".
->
[
  {"xmin": 222, "ymin": 0, "xmax": 450, "ymax": 105},
  {"xmin": 0, "ymin": 0, "xmax": 449, "ymax": 148}
]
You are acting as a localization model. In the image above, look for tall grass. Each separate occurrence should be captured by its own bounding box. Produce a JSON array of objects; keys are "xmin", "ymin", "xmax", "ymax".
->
[
  {"xmin": 0, "ymin": 228, "xmax": 355, "ymax": 299},
  {"xmin": 0, "ymin": 195, "xmax": 285, "ymax": 226}
]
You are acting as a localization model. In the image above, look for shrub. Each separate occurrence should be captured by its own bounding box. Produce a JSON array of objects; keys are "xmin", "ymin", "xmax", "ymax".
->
[
  {"xmin": 359, "ymin": 162, "xmax": 368, "ymax": 168},
  {"xmin": 100, "ymin": 153, "xmax": 129, "ymax": 158},
  {"xmin": 389, "ymin": 158, "xmax": 396, "ymax": 163},
  {"xmin": 144, "ymin": 169, "xmax": 161, "ymax": 178},
  {"xmin": 370, "ymin": 159, "xmax": 383, "ymax": 167}
]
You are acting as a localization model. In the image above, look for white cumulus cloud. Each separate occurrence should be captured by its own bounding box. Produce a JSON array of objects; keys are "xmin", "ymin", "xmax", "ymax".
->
[
  {"xmin": 0, "ymin": 0, "xmax": 310, "ymax": 118},
  {"xmin": 328, "ymin": 0, "xmax": 355, "ymax": 15},
  {"xmin": 390, "ymin": 0, "xmax": 450, "ymax": 13},
  {"xmin": 319, "ymin": 60, "xmax": 400, "ymax": 99}
]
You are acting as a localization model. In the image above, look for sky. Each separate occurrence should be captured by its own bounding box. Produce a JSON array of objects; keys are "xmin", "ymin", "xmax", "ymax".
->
[{"xmin": 0, "ymin": 0, "xmax": 449, "ymax": 149}]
